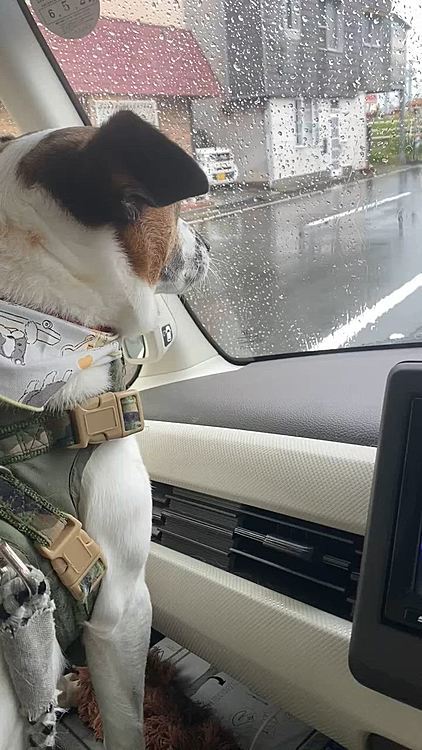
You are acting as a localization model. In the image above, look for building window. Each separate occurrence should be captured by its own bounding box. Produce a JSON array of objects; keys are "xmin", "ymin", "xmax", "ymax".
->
[
  {"xmin": 296, "ymin": 99, "xmax": 319, "ymax": 146},
  {"xmin": 363, "ymin": 13, "xmax": 383, "ymax": 48},
  {"xmin": 320, "ymin": 0, "xmax": 343, "ymax": 51},
  {"xmin": 286, "ymin": 0, "xmax": 301, "ymax": 30}
]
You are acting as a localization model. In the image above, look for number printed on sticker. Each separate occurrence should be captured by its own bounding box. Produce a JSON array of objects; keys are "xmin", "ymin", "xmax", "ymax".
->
[{"xmin": 29, "ymin": 0, "xmax": 99, "ymax": 39}]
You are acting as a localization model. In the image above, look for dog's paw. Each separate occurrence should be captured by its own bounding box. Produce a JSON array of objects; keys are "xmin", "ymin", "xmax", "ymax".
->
[
  {"xmin": 0, "ymin": 566, "xmax": 52, "ymax": 630},
  {"xmin": 57, "ymin": 672, "xmax": 82, "ymax": 708},
  {"xmin": 28, "ymin": 704, "xmax": 57, "ymax": 748}
]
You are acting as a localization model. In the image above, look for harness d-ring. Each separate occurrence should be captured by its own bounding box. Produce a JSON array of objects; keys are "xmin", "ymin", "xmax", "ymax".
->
[{"xmin": 0, "ymin": 541, "xmax": 37, "ymax": 596}]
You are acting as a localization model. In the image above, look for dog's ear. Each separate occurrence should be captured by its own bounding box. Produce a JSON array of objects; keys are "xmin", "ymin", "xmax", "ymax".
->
[
  {"xmin": 85, "ymin": 111, "xmax": 208, "ymax": 219},
  {"xmin": 18, "ymin": 112, "xmax": 208, "ymax": 227}
]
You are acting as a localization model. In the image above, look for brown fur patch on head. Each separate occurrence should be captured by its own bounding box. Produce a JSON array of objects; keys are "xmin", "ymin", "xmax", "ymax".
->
[{"xmin": 118, "ymin": 204, "xmax": 178, "ymax": 285}]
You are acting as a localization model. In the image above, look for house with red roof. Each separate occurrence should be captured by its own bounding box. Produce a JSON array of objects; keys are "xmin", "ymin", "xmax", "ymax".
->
[
  {"xmin": 0, "ymin": 15, "xmax": 220, "ymax": 154},
  {"xmin": 44, "ymin": 17, "xmax": 220, "ymax": 154}
]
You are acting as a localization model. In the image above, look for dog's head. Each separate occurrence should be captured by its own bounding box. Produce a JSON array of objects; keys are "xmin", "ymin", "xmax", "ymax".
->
[{"xmin": 0, "ymin": 111, "xmax": 209, "ymax": 335}]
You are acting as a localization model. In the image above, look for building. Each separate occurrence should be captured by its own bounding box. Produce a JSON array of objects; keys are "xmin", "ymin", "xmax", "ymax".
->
[
  {"xmin": 41, "ymin": 17, "xmax": 219, "ymax": 155},
  {"xmin": 0, "ymin": 0, "xmax": 220, "ymax": 149},
  {"xmin": 101, "ymin": 0, "xmax": 185, "ymax": 26},
  {"xmin": 185, "ymin": 0, "xmax": 409, "ymax": 187}
]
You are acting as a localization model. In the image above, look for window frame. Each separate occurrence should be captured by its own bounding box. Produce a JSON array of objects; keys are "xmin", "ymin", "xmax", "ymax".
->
[
  {"xmin": 319, "ymin": 0, "xmax": 344, "ymax": 52},
  {"xmin": 363, "ymin": 12, "xmax": 383, "ymax": 49}
]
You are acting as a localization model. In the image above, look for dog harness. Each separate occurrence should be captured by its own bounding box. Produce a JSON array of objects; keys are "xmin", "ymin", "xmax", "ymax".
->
[
  {"xmin": 0, "ymin": 301, "xmax": 146, "ymax": 749},
  {"xmin": 0, "ymin": 302, "xmax": 145, "ymax": 649}
]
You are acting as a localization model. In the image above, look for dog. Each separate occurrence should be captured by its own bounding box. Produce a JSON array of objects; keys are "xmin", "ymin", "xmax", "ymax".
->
[{"xmin": 0, "ymin": 110, "xmax": 209, "ymax": 750}]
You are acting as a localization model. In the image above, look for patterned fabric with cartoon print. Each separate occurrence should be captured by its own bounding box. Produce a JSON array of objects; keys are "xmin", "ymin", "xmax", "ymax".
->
[{"xmin": 0, "ymin": 302, "xmax": 121, "ymax": 411}]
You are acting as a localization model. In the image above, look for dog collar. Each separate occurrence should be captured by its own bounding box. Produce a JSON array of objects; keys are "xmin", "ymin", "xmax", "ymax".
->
[{"xmin": 0, "ymin": 301, "xmax": 122, "ymax": 411}]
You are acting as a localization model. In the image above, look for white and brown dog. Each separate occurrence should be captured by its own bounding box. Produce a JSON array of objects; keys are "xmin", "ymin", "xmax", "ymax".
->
[{"xmin": 0, "ymin": 111, "xmax": 209, "ymax": 750}]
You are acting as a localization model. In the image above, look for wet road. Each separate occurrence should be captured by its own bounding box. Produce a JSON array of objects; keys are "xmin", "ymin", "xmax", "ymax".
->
[{"xmin": 186, "ymin": 166, "xmax": 422, "ymax": 359}]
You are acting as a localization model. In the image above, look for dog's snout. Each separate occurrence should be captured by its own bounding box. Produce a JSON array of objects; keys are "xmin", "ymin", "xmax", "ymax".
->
[{"xmin": 155, "ymin": 220, "xmax": 209, "ymax": 295}]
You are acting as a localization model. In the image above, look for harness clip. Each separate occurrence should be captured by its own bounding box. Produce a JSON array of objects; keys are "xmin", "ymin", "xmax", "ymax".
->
[
  {"xmin": 70, "ymin": 390, "xmax": 144, "ymax": 449},
  {"xmin": 37, "ymin": 514, "xmax": 106, "ymax": 602}
]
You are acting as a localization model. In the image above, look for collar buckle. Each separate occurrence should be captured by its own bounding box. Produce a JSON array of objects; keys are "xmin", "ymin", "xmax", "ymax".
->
[
  {"xmin": 37, "ymin": 514, "xmax": 106, "ymax": 602},
  {"xmin": 70, "ymin": 390, "xmax": 144, "ymax": 449}
]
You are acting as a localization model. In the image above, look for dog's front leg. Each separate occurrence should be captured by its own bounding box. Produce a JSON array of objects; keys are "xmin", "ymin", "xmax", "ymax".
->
[
  {"xmin": 83, "ymin": 577, "xmax": 151, "ymax": 750},
  {"xmin": 79, "ymin": 438, "xmax": 152, "ymax": 750}
]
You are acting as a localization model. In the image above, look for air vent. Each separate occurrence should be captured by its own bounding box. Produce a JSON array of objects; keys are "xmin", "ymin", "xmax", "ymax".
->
[{"xmin": 151, "ymin": 482, "xmax": 363, "ymax": 621}]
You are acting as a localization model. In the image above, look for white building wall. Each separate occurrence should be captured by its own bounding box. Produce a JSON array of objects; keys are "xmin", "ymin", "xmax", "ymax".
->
[
  {"xmin": 101, "ymin": 0, "xmax": 184, "ymax": 26},
  {"xmin": 267, "ymin": 98, "xmax": 331, "ymax": 182},
  {"xmin": 267, "ymin": 94, "xmax": 367, "ymax": 183},
  {"xmin": 337, "ymin": 94, "xmax": 367, "ymax": 170}
]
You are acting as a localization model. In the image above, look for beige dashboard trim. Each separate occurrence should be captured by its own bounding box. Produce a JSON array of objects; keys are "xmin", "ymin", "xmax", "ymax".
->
[
  {"xmin": 141, "ymin": 422, "xmax": 422, "ymax": 748},
  {"xmin": 139, "ymin": 421, "xmax": 376, "ymax": 534},
  {"xmin": 147, "ymin": 544, "xmax": 422, "ymax": 750}
]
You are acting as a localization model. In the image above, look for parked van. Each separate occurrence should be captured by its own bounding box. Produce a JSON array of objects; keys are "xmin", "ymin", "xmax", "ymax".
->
[{"xmin": 195, "ymin": 147, "xmax": 238, "ymax": 186}]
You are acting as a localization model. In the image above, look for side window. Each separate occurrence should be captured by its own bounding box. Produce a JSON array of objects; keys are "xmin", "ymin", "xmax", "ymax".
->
[
  {"xmin": 32, "ymin": 0, "xmax": 421, "ymax": 361},
  {"xmin": 363, "ymin": 13, "xmax": 383, "ymax": 48},
  {"xmin": 0, "ymin": 99, "xmax": 19, "ymax": 137},
  {"xmin": 323, "ymin": 0, "xmax": 343, "ymax": 51}
]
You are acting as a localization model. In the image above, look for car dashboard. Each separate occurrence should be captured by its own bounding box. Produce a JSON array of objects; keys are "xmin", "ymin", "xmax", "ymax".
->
[{"xmin": 138, "ymin": 346, "xmax": 422, "ymax": 750}]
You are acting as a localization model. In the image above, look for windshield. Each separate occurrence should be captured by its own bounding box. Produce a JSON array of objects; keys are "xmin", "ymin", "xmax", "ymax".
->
[{"xmin": 36, "ymin": 0, "xmax": 422, "ymax": 359}]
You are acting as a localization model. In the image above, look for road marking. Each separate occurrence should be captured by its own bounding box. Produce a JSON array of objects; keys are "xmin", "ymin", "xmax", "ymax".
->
[
  {"xmin": 306, "ymin": 191, "xmax": 411, "ymax": 227},
  {"xmin": 188, "ymin": 191, "xmax": 325, "ymax": 225},
  {"xmin": 311, "ymin": 274, "xmax": 422, "ymax": 351},
  {"xmin": 187, "ymin": 166, "xmax": 418, "ymax": 226}
]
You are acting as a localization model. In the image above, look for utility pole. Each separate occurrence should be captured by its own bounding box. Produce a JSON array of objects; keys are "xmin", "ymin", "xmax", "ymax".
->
[
  {"xmin": 398, "ymin": 14, "xmax": 410, "ymax": 166},
  {"xmin": 399, "ymin": 86, "xmax": 406, "ymax": 164}
]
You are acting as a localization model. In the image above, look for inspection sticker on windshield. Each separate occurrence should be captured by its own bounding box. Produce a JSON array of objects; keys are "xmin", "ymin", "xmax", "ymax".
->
[{"xmin": 30, "ymin": 0, "xmax": 100, "ymax": 39}]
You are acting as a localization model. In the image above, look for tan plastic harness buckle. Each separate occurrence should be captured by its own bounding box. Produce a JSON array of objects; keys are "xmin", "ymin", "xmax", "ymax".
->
[
  {"xmin": 70, "ymin": 390, "xmax": 144, "ymax": 449},
  {"xmin": 37, "ymin": 514, "xmax": 106, "ymax": 602}
]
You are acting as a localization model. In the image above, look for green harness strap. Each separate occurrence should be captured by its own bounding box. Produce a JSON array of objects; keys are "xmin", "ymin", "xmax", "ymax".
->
[
  {"xmin": 0, "ymin": 466, "xmax": 68, "ymax": 546},
  {"xmin": 0, "ymin": 442, "xmax": 96, "ymax": 648},
  {"xmin": 0, "ymin": 468, "xmax": 106, "ymax": 598},
  {"xmin": 0, "ymin": 386, "xmax": 143, "ymax": 469},
  {"xmin": 0, "ymin": 359, "xmax": 133, "ymax": 649},
  {"xmin": 0, "ymin": 355, "xmax": 130, "ymax": 465},
  {"xmin": 0, "ymin": 411, "xmax": 76, "ymax": 467}
]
